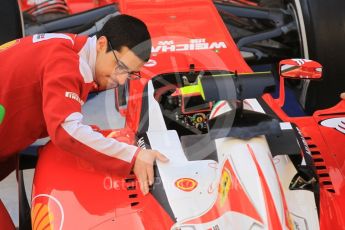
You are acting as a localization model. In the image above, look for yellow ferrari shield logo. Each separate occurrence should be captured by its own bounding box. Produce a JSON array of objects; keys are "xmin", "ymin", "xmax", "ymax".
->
[{"xmin": 219, "ymin": 168, "xmax": 232, "ymax": 207}]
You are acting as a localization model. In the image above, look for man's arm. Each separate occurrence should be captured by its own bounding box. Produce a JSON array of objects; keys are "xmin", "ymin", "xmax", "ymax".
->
[
  {"xmin": 41, "ymin": 55, "xmax": 137, "ymax": 176},
  {"xmin": 41, "ymin": 54, "xmax": 169, "ymax": 194}
]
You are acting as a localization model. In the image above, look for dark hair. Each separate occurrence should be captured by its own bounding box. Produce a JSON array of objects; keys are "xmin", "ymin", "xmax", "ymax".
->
[{"xmin": 96, "ymin": 14, "xmax": 152, "ymax": 62}]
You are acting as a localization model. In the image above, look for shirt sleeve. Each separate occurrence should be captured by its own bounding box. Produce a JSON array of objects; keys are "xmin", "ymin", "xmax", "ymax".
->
[{"xmin": 42, "ymin": 53, "xmax": 139, "ymax": 176}]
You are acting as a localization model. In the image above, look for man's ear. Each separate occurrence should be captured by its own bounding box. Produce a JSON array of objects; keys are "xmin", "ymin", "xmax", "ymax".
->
[
  {"xmin": 96, "ymin": 36, "xmax": 108, "ymax": 53},
  {"xmin": 341, "ymin": 92, "xmax": 345, "ymax": 100}
]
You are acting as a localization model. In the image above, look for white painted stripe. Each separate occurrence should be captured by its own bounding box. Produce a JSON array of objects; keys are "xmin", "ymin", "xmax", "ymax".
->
[
  {"xmin": 61, "ymin": 112, "xmax": 138, "ymax": 163},
  {"xmin": 247, "ymin": 143, "xmax": 285, "ymax": 228},
  {"xmin": 281, "ymin": 64, "xmax": 295, "ymax": 71}
]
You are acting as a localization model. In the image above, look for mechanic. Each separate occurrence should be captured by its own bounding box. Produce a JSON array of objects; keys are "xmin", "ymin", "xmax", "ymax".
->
[{"xmin": 0, "ymin": 15, "xmax": 168, "ymax": 196}]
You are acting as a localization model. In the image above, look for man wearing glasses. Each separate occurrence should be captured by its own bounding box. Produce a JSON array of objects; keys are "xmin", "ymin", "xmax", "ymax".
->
[{"xmin": 0, "ymin": 14, "xmax": 168, "ymax": 202}]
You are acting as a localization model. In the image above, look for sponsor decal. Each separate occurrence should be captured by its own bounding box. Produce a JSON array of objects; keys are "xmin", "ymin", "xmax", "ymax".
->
[
  {"xmin": 175, "ymin": 178, "xmax": 198, "ymax": 192},
  {"xmin": 294, "ymin": 127, "xmax": 312, "ymax": 156},
  {"xmin": 207, "ymin": 224, "xmax": 220, "ymax": 230},
  {"xmin": 144, "ymin": 59, "xmax": 157, "ymax": 67},
  {"xmin": 0, "ymin": 39, "xmax": 19, "ymax": 52},
  {"xmin": 33, "ymin": 33, "xmax": 74, "ymax": 44},
  {"xmin": 219, "ymin": 168, "xmax": 231, "ymax": 207},
  {"xmin": 136, "ymin": 134, "xmax": 151, "ymax": 150},
  {"xmin": 320, "ymin": 117, "xmax": 345, "ymax": 134},
  {"xmin": 31, "ymin": 203, "xmax": 54, "ymax": 230},
  {"xmin": 152, "ymin": 38, "xmax": 227, "ymax": 53},
  {"xmin": 137, "ymin": 137, "xmax": 147, "ymax": 149},
  {"xmin": 65, "ymin": 92, "xmax": 84, "ymax": 105},
  {"xmin": 31, "ymin": 194, "xmax": 64, "ymax": 230},
  {"xmin": 103, "ymin": 176, "xmax": 121, "ymax": 191}
]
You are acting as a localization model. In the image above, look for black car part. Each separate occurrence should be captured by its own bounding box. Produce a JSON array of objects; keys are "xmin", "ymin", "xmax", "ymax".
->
[
  {"xmin": 295, "ymin": 0, "xmax": 345, "ymax": 113},
  {"xmin": 25, "ymin": 4, "xmax": 118, "ymax": 35},
  {"xmin": 215, "ymin": 2, "xmax": 299, "ymax": 62},
  {"xmin": 0, "ymin": 0, "xmax": 23, "ymax": 44},
  {"xmin": 208, "ymin": 109, "xmax": 281, "ymax": 139},
  {"xmin": 200, "ymin": 72, "xmax": 275, "ymax": 101}
]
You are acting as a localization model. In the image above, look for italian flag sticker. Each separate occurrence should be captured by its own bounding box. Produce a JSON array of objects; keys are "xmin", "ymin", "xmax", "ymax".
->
[{"xmin": 0, "ymin": 105, "xmax": 5, "ymax": 124}]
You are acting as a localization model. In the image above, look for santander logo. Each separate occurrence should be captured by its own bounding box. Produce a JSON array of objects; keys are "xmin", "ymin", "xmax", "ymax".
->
[{"xmin": 320, "ymin": 117, "xmax": 345, "ymax": 134}]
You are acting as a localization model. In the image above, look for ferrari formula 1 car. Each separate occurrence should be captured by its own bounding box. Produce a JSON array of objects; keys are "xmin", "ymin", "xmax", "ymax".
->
[{"xmin": 0, "ymin": 0, "xmax": 345, "ymax": 230}]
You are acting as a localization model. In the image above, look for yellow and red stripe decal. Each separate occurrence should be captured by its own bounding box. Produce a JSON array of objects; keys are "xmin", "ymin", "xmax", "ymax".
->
[{"xmin": 31, "ymin": 203, "xmax": 54, "ymax": 230}]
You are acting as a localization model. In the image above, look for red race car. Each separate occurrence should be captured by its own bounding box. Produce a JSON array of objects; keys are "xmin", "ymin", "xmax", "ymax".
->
[{"xmin": 0, "ymin": 0, "xmax": 344, "ymax": 229}]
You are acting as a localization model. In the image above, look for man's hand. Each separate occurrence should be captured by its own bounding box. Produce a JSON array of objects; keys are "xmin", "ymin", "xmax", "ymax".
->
[
  {"xmin": 341, "ymin": 92, "xmax": 345, "ymax": 100},
  {"xmin": 133, "ymin": 149, "xmax": 169, "ymax": 195}
]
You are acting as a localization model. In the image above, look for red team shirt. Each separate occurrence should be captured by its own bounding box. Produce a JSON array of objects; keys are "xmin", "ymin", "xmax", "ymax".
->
[{"xmin": 0, "ymin": 33, "xmax": 139, "ymax": 178}]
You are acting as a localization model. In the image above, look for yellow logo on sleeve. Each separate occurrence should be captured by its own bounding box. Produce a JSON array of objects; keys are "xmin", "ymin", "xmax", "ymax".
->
[{"xmin": 0, "ymin": 39, "xmax": 20, "ymax": 52}]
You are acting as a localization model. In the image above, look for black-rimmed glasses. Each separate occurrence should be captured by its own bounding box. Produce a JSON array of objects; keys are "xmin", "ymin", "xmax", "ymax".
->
[{"xmin": 108, "ymin": 41, "xmax": 141, "ymax": 80}]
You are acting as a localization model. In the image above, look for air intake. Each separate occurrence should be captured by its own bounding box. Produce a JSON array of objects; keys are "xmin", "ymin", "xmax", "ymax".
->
[{"xmin": 305, "ymin": 136, "xmax": 335, "ymax": 193}]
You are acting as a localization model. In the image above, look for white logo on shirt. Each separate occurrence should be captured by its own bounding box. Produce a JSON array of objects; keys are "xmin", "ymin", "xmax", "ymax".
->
[
  {"xmin": 65, "ymin": 92, "xmax": 84, "ymax": 105},
  {"xmin": 33, "ymin": 33, "xmax": 74, "ymax": 44}
]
